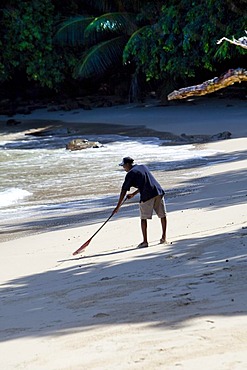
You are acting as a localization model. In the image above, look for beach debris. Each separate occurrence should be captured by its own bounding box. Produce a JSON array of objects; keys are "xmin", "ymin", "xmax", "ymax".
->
[
  {"xmin": 93, "ymin": 312, "xmax": 110, "ymax": 318},
  {"xmin": 100, "ymin": 276, "xmax": 116, "ymax": 281},
  {"xmin": 25, "ymin": 127, "xmax": 68, "ymax": 136},
  {"xmin": 66, "ymin": 138, "xmax": 103, "ymax": 151}
]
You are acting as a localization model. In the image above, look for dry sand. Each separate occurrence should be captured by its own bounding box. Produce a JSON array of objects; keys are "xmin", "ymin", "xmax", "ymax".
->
[
  {"xmin": 1, "ymin": 96, "xmax": 247, "ymax": 138},
  {"xmin": 0, "ymin": 98, "xmax": 247, "ymax": 369}
]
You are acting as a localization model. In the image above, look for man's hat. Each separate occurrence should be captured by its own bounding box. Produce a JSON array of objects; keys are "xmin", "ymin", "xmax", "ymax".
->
[{"xmin": 119, "ymin": 157, "xmax": 134, "ymax": 166}]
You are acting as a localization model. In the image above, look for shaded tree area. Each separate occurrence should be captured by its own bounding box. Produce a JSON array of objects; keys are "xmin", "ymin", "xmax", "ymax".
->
[
  {"xmin": 123, "ymin": 0, "xmax": 246, "ymax": 97},
  {"xmin": 167, "ymin": 33, "xmax": 247, "ymax": 101},
  {"xmin": 0, "ymin": 0, "xmax": 246, "ymax": 107}
]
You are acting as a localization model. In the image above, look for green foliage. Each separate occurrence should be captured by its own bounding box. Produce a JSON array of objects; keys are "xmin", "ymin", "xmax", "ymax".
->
[
  {"xmin": 53, "ymin": 16, "xmax": 94, "ymax": 46},
  {"xmin": 54, "ymin": 1, "xmax": 158, "ymax": 79},
  {"xmin": 0, "ymin": 0, "xmax": 64, "ymax": 88},
  {"xmin": 74, "ymin": 36, "xmax": 128, "ymax": 78},
  {"xmin": 84, "ymin": 13, "xmax": 137, "ymax": 45},
  {"xmin": 83, "ymin": 0, "xmax": 153, "ymax": 14},
  {"xmin": 0, "ymin": 0, "xmax": 245, "ymax": 92},
  {"xmin": 124, "ymin": 0, "xmax": 246, "ymax": 82}
]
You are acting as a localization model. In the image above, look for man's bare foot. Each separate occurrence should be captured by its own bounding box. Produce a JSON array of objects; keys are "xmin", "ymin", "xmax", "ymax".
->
[
  {"xmin": 160, "ymin": 238, "xmax": 171, "ymax": 244},
  {"xmin": 137, "ymin": 242, "xmax": 149, "ymax": 248}
]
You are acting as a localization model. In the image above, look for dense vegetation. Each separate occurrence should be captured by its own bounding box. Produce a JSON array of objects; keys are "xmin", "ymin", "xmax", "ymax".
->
[{"xmin": 0, "ymin": 0, "xmax": 246, "ymax": 100}]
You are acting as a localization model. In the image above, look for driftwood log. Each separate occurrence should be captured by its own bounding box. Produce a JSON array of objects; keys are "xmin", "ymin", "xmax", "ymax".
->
[
  {"xmin": 167, "ymin": 68, "xmax": 247, "ymax": 100},
  {"xmin": 168, "ymin": 32, "xmax": 247, "ymax": 101}
]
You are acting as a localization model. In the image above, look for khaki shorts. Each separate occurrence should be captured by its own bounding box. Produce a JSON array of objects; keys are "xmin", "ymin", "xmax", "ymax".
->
[{"xmin": 139, "ymin": 195, "xmax": 167, "ymax": 220}]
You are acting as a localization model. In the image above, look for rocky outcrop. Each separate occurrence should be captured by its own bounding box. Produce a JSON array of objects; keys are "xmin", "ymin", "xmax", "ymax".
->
[
  {"xmin": 66, "ymin": 138, "xmax": 103, "ymax": 151},
  {"xmin": 210, "ymin": 131, "xmax": 232, "ymax": 141},
  {"xmin": 0, "ymin": 95, "xmax": 128, "ymax": 117},
  {"xmin": 161, "ymin": 131, "xmax": 232, "ymax": 145}
]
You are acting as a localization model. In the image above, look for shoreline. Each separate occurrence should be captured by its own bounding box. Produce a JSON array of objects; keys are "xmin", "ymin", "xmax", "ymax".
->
[
  {"xmin": 0, "ymin": 98, "xmax": 246, "ymax": 242},
  {"xmin": 2, "ymin": 96, "xmax": 245, "ymax": 244},
  {"xmin": 0, "ymin": 130, "xmax": 234, "ymax": 244},
  {"xmin": 1, "ymin": 96, "xmax": 247, "ymax": 139}
]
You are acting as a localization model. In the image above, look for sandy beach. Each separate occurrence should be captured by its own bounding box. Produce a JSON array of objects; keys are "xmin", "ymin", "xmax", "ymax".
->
[
  {"xmin": 0, "ymin": 97, "xmax": 247, "ymax": 369},
  {"xmin": 1, "ymin": 96, "xmax": 247, "ymax": 136}
]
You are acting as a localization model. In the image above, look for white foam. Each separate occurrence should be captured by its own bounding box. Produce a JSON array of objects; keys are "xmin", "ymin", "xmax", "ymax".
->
[
  {"xmin": 0, "ymin": 135, "xmax": 222, "ymax": 223},
  {"xmin": 0, "ymin": 188, "xmax": 32, "ymax": 207}
]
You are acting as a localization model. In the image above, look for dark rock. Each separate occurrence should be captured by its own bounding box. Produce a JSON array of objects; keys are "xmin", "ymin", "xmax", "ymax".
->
[
  {"xmin": 210, "ymin": 131, "xmax": 231, "ymax": 140},
  {"xmin": 15, "ymin": 107, "xmax": 31, "ymax": 115},
  {"xmin": 82, "ymin": 104, "xmax": 92, "ymax": 110},
  {"xmin": 162, "ymin": 131, "xmax": 232, "ymax": 145},
  {"xmin": 0, "ymin": 99, "xmax": 11, "ymax": 107},
  {"xmin": 47, "ymin": 106, "xmax": 61, "ymax": 112},
  {"xmin": 6, "ymin": 119, "xmax": 21, "ymax": 126},
  {"xmin": 66, "ymin": 138, "xmax": 103, "ymax": 151}
]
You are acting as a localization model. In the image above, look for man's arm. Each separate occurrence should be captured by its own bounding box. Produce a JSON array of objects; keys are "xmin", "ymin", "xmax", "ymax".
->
[
  {"xmin": 113, "ymin": 189, "xmax": 127, "ymax": 214},
  {"xmin": 127, "ymin": 189, "xmax": 139, "ymax": 199},
  {"xmin": 113, "ymin": 188, "xmax": 140, "ymax": 214}
]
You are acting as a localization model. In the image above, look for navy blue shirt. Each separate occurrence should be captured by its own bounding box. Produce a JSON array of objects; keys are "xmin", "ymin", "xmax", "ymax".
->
[{"xmin": 122, "ymin": 164, "xmax": 165, "ymax": 202}]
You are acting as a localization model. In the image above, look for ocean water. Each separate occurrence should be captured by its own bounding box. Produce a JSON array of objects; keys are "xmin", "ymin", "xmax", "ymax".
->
[{"xmin": 0, "ymin": 130, "xmax": 223, "ymax": 241}]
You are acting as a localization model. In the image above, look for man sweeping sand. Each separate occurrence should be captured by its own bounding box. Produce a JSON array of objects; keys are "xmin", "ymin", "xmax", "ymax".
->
[{"xmin": 114, "ymin": 156, "xmax": 167, "ymax": 248}]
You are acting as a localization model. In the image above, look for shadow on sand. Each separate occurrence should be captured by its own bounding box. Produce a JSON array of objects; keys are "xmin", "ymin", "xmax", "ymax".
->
[{"xmin": 1, "ymin": 146, "xmax": 247, "ymax": 342}]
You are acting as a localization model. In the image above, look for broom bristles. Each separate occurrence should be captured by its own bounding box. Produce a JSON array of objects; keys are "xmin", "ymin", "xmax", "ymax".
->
[{"xmin": 72, "ymin": 238, "xmax": 91, "ymax": 255}]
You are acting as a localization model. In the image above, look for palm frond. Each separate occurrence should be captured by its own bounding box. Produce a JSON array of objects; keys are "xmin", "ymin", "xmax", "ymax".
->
[
  {"xmin": 123, "ymin": 25, "xmax": 149, "ymax": 62},
  {"xmin": 54, "ymin": 16, "xmax": 94, "ymax": 46},
  {"xmin": 84, "ymin": 13, "xmax": 137, "ymax": 45},
  {"xmin": 74, "ymin": 36, "xmax": 128, "ymax": 78},
  {"xmin": 125, "ymin": 25, "xmax": 149, "ymax": 45}
]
